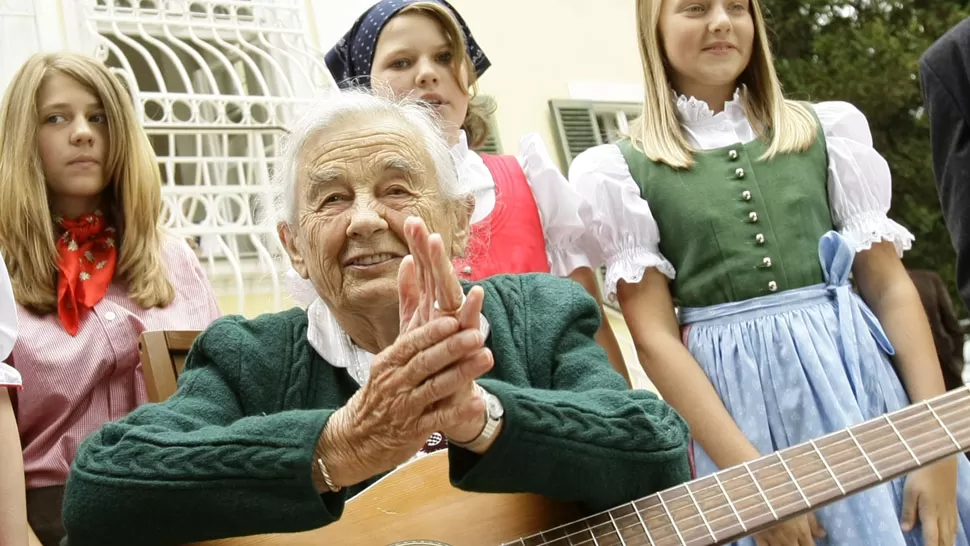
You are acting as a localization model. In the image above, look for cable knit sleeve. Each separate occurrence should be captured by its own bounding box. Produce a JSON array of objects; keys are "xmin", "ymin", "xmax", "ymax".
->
[
  {"xmin": 449, "ymin": 274, "xmax": 691, "ymax": 513},
  {"xmin": 813, "ymin": 101, "xmax": 915, "ymax": 255},
  {"xmin": 62, "ymin": 315, "xmax": 343, "ymax": 546}
]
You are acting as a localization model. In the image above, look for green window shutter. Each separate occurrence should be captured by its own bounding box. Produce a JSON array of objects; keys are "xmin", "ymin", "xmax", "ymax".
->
[
  {"xmin": 549, "ymin": 99, "xmax": 602, "ymax": 167},
  {"xmin": 471, "ymin": 95, "xmax": 502, "ymax": 155},
  {"xmin": 476, "ymin": 116, "xmax": 503, "ymax": 154}
]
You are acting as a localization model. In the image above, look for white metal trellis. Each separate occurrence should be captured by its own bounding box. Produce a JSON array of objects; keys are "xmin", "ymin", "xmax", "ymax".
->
[{"xmin": 80, "ymin": 0, "xmax": 336, "ymax": 315}]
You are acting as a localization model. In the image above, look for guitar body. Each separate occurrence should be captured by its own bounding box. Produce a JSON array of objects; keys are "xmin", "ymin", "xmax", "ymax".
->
[
  {"xmin": 188, "ymin": 387, "xmax": 970, "ymax": 546},
  {"xmin": 191, "ymin": 451, "xmax": 581, "ymax": 546}
]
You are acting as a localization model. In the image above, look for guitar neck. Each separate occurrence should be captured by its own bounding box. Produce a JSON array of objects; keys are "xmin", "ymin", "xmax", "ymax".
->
[{"xmin": 512, "ymin": 386, "xmax": 970, "ymax": 546}]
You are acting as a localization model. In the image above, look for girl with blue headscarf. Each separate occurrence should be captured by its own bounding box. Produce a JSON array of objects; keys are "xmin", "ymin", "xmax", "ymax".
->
[{"xmin": 325, "ymin": 0, "xmax": 630, "ymax": 382}]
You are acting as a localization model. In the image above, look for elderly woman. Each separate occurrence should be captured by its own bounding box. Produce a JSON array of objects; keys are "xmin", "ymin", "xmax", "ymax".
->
[{"xmin": 60, "ymin": 91, "xmax": 691, "ymax": 546}]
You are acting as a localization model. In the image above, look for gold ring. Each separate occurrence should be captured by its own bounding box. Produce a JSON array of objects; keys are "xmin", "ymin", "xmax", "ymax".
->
[{"xmin": 433, "ymin": 299, "xmax": 462, "ymax": 317}]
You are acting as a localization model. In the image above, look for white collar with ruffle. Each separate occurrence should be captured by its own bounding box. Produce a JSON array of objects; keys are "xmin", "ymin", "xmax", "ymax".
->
[{"xmin": 673, "ymin": 87, "xmax": 746, "ymax": 124}]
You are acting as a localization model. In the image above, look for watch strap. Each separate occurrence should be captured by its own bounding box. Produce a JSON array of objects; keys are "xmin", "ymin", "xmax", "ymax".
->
[{"xmin": 451, "ymin": 384, "xmax": 502, "ymax": 451}]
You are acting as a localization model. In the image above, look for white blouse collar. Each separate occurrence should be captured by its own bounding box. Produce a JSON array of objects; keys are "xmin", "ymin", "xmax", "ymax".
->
[
  {"xmin": 453, "ymin": 129, "xmax": 472, "ymax": 160},
  {"xmin": 451, "ymin": 130, "xmax": 492, "ymax": 192},
  {"xmin": 450, "ymin": 130, "xmax": 497, "ymax": 223},
  {"xmin": 450, "ymin": 130, "xmax": 491, "ymax": 189},
  {"xmin": 306, "ymin": 297, "xmax": 491, "ymax": 386},
  {"xmin": 675, "ymin": 87, "xmax": 745, "ymax": 124}
]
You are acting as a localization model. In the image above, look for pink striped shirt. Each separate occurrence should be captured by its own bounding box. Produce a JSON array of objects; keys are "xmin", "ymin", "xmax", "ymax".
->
[{"xmin": 9, "ymin": 234, "xmax": 222, "ymax": 488}]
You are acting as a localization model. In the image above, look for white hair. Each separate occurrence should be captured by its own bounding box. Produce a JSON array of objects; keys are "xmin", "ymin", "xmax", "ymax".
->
[{"xmin": 269, "ymin": 87, "xmax": 468, "ymax": 227}]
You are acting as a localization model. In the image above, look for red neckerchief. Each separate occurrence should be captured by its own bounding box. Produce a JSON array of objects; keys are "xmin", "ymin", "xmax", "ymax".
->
[{"xmin": 54, "ymin": 210, "xmax": 117, "ymax": 336}]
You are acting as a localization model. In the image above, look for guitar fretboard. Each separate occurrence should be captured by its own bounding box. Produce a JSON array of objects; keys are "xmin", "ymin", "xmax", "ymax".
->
[{"xmin": 508, "ymin": 386, "xmax": 970, "ymax": 546}]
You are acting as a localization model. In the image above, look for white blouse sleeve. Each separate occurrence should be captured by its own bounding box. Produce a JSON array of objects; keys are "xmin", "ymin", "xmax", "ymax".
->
[
  {"xmin": 814, "ymin": 101, "xmax": 915, "ymax": 256},
  {"xmin": 568, "ymin": 144, "xmax": 675, "ymax": 301},
  {"xmin": 517, "ymin": 133, "xmax": 598, "ymax": 276},
  {"xmin": 0, "ymin": 253, "xmax": 21, "ymax": 387}
]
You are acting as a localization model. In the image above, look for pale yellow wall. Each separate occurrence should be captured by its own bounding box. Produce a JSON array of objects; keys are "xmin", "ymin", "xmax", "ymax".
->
[
  {"xmin": 313, "ymin": 1, "xmax": 645, "ymax": 165},
  {"xmin": 447, "ymin": 0, "xmax": 644, "ymax": 163}
]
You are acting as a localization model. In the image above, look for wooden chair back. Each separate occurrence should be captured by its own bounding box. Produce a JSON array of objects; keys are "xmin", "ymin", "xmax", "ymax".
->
[{"xmin": 138, "ymin": 330, "xmax": 202, "ymax": 402}]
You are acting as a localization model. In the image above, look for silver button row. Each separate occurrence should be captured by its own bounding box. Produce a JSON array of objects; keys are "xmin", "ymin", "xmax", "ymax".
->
[{"xmin": 731, "ymin": 149, "xmax": 773, "ymax": 293}]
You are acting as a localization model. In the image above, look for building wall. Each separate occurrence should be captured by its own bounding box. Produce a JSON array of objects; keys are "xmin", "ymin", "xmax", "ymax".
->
[
  {"xmin": 312, "ymin": 0, "xmax": 647, "ymax": 163},
  {"xmin": 447, "ymin": 0, "xmax": 645, "ymax": 161}
]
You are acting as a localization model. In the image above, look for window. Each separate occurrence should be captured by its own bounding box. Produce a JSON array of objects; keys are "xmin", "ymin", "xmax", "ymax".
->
[
  {"xmin": 476, "ymin": 123, "xmax": 503, "ymax": 155},
  {"xmin": 548, "ymin": 99, "xmax": 641, "ymax": 167},
  {"xmin": 86, "ymin": 0, "xmax": 336, "ymax": 314},
  {"xmin": 471, "ymin": 95, "xmax": 502, "ymax": 155},
  {"xmin": 549, "ymin": 99, "xmax": 643, "ymax": 310}
]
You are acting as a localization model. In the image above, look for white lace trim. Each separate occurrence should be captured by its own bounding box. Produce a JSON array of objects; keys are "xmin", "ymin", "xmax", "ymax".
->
[
  {"xmin": 839, "ymin": 212, "xmax": 915, "ymax": 257},
  {"xmin": 674, "ymin": 88, "xmax": 744, "ymax": 124},
  {"xmin": 603, "ymin": 249, "xmax": 677, "ymax": 301},
  {"xmin": 547, "ymin": 244, "xmax": 596, "ymax": 277}
]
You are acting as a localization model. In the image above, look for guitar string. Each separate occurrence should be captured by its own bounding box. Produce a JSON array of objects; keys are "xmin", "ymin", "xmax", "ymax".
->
[
  {"xmin": 521, "ymin": 396, "xmax": 968, "ymax": 545},
  {"xmin": 551, "ymin": 405, "xmax": 969, "ymax": 546},
  {"xmin": 551, "ymin": 430, "xmax": 966, "ymax": 546},
  {"xmin": 506, "ymin": 390, "xmax": 969, "ymax": 546},
  {"xmin": 520, "ymin": 395, "xmax": 968, "ymax": 546},
  {"xmin": 538, "ymin": 403, "xmax": 969, "ymax": 546},
  {"xmin": 606, "ymin": 397, "xmax": 970, "ymax": 539}
]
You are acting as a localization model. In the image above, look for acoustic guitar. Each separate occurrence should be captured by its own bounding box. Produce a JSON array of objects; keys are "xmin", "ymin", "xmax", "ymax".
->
[{"xmin": 194, "ymin": 386, "xmax": 970, "ymax": 546}]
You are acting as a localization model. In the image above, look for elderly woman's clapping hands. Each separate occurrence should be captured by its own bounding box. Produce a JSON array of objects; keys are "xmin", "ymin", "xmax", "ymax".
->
[{"xmin": 317, "ymin": 217, "xmax": 493, "ymax": 490}]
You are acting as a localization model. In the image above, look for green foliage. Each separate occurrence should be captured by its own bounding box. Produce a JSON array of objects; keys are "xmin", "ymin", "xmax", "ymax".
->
[{"xmin": 764, "ymin": 0, "xmax": 970, "ymax": 313}]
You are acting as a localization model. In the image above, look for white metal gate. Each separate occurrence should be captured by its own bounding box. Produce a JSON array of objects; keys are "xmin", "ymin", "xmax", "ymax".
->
[{"xmin": 81, "ymin": 0, "xmax": 336, "ymax": 314}]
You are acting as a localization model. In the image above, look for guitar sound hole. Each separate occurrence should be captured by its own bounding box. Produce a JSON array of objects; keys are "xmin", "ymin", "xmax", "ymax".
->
[{"xmin": 389, "ymin": 541, "xmax": 452, "ymax": 546}]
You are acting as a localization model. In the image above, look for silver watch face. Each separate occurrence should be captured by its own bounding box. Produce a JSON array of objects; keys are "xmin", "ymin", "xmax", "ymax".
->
[{"xmin": 485, "ymin": 392, "xmax": 504, "ymax": 419}]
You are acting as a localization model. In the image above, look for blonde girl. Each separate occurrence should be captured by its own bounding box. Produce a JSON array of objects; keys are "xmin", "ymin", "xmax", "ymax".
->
[
  {"xmin": 570, "ymin": 0, "xmax": 970, "ymax": 544},
  {"xmin": 0, "ymin": 52, "xmax": 221, "ymax": 546}
]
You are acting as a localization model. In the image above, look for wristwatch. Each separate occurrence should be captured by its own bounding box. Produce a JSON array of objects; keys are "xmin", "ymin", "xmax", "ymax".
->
[{"xmin": 452, "ymin": 383, "xmax": 504, "ymax": 452}]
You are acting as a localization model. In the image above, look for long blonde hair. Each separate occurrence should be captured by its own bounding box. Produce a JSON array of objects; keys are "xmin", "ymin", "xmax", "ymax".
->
[
  {"xmin": 629, "ymin": 0, "xmax": 818, "ymax": 169},
  {"xmin": 0, "ymin": 52, "xmax": 174, "ymax": 313},
  {"xmin": 398, "ymin": 2, "xmax": 495, "ymax": 150}
]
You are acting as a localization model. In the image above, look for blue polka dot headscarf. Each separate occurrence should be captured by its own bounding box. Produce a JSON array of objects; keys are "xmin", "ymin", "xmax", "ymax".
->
[{"xmin": 325, "ymin": 0, "xmax": 491, "ymax": 90}]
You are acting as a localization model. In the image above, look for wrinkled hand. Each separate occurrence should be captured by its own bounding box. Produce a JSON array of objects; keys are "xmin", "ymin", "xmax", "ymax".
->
[
  {"xmin": 901, "ymin": 458, "xmax": 958, "ymax": 546},
  {"xmin": 322, "ymin": 314, "xmax": 492, "ymax": 487},
  {"xmin": 398, "ymin": 216, "xmax": 489, "ymax": 444},
  {"xmin": 319, "ymin": 218, "xmax": 493, "ymax": 487},
  {"xmin": 754, "ymin": 513, "xmax": 825, "ymax": 546},
  {"xmin": 398, "ymin": 216, "xmax": 470, "ymax": 334}
]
